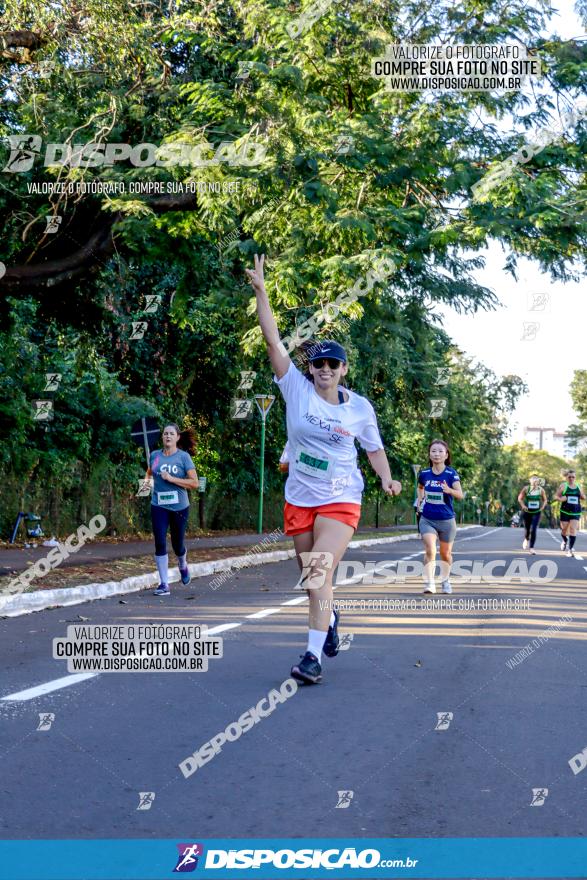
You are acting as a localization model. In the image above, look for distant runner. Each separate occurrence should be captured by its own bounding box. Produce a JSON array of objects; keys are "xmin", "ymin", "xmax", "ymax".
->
[
  {"xmin": 145, "ymin": 424, "xmax": 199, "ymax": 595},
  {"xmin": 555, "ymin": 469, "xmax": 585, "ymax": 557},
  {"xmin": 517, "ymin": 475, "xmax": 547, "ymax": 554},
  {"xmin": 417, "ymin": 440, "xmax": 464, "ymax": 594}
]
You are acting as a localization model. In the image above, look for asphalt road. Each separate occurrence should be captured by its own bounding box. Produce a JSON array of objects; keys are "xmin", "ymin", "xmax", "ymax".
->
[{"xmin": 1, "ymin": 526, "xmax": 586, "ymax": 848}]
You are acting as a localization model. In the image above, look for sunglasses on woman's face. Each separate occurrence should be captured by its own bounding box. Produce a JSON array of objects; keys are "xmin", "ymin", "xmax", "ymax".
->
[{"xmin": 311, "ymin": 358, "xmax": 342, "ymax": 369}]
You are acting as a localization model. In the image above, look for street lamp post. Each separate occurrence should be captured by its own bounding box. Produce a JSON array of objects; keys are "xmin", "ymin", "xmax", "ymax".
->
[
  {"xmin": 411, "ymin": 464, "xmax": 421, "ymax": 524},
  {"xmin": 460, "ymin": 490, "xmax": 467, "ymax": 524},
  {"xmin": 254, "ymin": 394, "xmax": 275, "ymax": 534}
]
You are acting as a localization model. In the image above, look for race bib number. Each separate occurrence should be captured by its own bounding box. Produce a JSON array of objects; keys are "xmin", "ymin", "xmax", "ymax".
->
[
  {"xmin": 425, "ymin": 490, "xmax": 444, "ymax": 504},
  {"xmin": 527, "ymin": 500, "xmax": 540, "ymax": 510},
  {"xmin": 294, "ymin": 446, "xmax": 333, "ymax": 481},
  {"xmin": 157, "ymin": 490, "xmax": 179, "ymax": 506},
  {"xmin": 566, "ymin": 495, "xmax": 578, "ymax": 504}
]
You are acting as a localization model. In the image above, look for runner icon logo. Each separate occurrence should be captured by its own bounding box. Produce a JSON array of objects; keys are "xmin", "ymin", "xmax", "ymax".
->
[
  {"xmin": 130, "ymin": 321, "xmax": 148, "ymax": 340},
  {"xmin": 137, "ymin": 792, "xmax": 155, "ymax": 811},
  {"xmin": 37, "ymin": 713, "xmax": 55, "ymax": 731},
  {"xmin": 237, "ymin": 370, "xmax": 256, "ymax": 391},
  {"xmin": 334, "ymin": 134, "xmax": 354, "ymax": 155},
  {"xmin": 521, "ymin": 321, "xmax": 540, "ymax": 342},
  {"xmin": 528, "ymin": 292, "xmax": 550, "ymax": 312},
  {"xmin": 143, "ymin": 294, "xmax": 162, "ymax": 313},
  {"xmin": 338, "ymin": 633, "xmax": 354, "ymax": 651},
  {"xmin": 44, "ymin": 373, "xmax": 62, "ymax": 392},
  {"xmin": 298, "ymin": 551, "xmax": 334, "ymax": 589},
  {"xmin": 231, "ymin": 398, "xmax": 253, "ymax": 419},
  {"xmin": 428, "ymin": 398, "xmax": 447, "ymax": 418},
  {"xmin": 2, "ymin": 134, "xmax": 42, "ymax": 172},
  {"xmin": 335, "ymin": 790, "xmax": 354, "ymax": 808},
  {"xmin": 530, "ymin": 788, "xmax": 548, "ymax": 806},
  {"xmin": 236, "ymin": 61, "xmax": 253, "ymax": 80},
  {"xmin": 435, "ymin": 711, "xmax": 453, "ymax": 731},
  {"xmin": 136, "ymin": 478, "xmax": 153, "ymax": 497},
  {"xmin": 33, "ymin": 400, "xmax": 53, "ymax": 421},
  {"xmin": 173, "ymin": 843, "xmax": 204, "ymax": 872},
  {"xmin": 44, "ymin": 215, "xmax": 62, "ymax": 234}
]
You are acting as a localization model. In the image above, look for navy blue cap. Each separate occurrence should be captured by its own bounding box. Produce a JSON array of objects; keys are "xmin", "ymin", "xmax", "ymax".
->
[{"xmin": 307, "ymin": 340, "xmax": 347, "ymax": 363}]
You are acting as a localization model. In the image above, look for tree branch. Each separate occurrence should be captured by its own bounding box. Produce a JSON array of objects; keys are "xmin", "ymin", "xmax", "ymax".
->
[
  {"xmin": 0, "ymin": 190, "xmax": 199, "ymax": 293},
  {"xmin": 0, "ymin": 30, "xmax": 47, "ymax": 61}
]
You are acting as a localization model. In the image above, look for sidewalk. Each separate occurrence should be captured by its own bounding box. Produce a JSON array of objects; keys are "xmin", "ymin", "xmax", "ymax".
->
[
  {"xmin": 0, "ymin": 524, "xmax": 420, "ymax": 575},
  {"xmin": 0, "ymin": 524, "xmax": 481, "ymax": 617}
]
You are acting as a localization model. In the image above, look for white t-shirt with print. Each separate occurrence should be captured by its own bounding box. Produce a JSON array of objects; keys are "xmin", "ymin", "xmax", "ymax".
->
[{"xmin": 273, "ymin": 363, "xmax": 384, "ymax": 507}]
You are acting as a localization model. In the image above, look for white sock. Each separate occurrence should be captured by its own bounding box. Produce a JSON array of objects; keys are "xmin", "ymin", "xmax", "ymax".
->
[
  {"xmin": 178, "ymin": 551, "xmax": 187, "ymax": 569},
  {"xmin": 329, "ymin": 612, "xmax": 336, "ymax": 627},
  {"xmin": 307, "ymin": 629, "xmax": 327, "ymax": 662},
  {"xmin": 155, "ymin": 553, "xmax": 169, "ymax": 585}
]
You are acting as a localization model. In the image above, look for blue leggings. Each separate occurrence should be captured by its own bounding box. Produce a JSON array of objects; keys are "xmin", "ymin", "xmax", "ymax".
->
[{"xmin": 151, "ymin": 505, "xmax": 189, "ymax": 557}]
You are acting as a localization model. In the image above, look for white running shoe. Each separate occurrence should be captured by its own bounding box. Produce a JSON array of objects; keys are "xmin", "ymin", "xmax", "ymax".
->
[
  {"xmin": 570, "ymin": 549, "xmax": 576, "ymax": 557},
  {"xmin": 441, "ymin": 580, "xmax": 452, "ymax": 594},
  {"xmin": 522, "ymin": 538, "xmax": 529, "ymax": 550},
  {"xmin": 566, "ymin": 550, "xmax": 572, "ymax": 557},
  {"xmin": 423, "ymin": 583, "xmax": 436, "ymax": 594},
  {"xmin": 529, "ymin": 548, "xmax": 536, "ymax": 555},
  {"xmin": 561, "ymin": 540, "xmax": 567, "ymax": 551}
]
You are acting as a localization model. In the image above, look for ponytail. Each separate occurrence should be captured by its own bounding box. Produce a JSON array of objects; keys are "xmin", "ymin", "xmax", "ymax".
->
[
  {"xmin": 165, "ymin": 423, "xmax": 197, "ymax": 456},
  {"xmin": 178, "ymin": 428, "xmax": 197, "ymax": 456}
]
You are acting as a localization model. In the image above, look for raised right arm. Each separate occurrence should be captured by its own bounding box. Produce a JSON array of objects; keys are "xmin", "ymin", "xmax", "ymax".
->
[{"xmin": 245, "ymin": 253, "xmax": 291, "ymax": 380}]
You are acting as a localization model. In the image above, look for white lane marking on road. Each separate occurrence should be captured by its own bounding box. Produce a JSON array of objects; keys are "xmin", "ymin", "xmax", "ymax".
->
[
  {"xmin": 245, "ymin": 608, "xmax": 281, "ymax": 619},
  {"xmin": 575, "ymin": 554, "xmax": 584, "ymax": 560},
  {"xmin": 1, "ymin": 673, "xmax": 98, "ymax": 702},
  {"xmin": 207, "ymin": 623, "xmax": 242, "ymax": 634},
  {"xmin": 281, "ymin": 597, "xmax": 308, "ymax": 606},
  {"xmin": 458, "ymin": 527, "xmax": 502, "ymax": 542},
  {"xmin": 3, "ymin": 623, "xmax": 244, "ymax": 700}
]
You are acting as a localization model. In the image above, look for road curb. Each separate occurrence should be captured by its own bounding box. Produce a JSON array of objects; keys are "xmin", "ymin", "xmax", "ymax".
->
[{"xmin": 0, "ymin": 526, "xmax": 480, "ymax": 618}]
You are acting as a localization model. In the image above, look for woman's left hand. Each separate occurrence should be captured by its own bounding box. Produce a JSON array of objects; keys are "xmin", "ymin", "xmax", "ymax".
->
[
  {"xmin": 441, "ymin": 481, "xmax": 451, "ymax": 494},
  {"xmin": 382, "ymin": 478, "xmax": 402, "ymax": 496},
  {"xmin": 160, "ymin": 470, "xmax": 172, "ymax": 482}
]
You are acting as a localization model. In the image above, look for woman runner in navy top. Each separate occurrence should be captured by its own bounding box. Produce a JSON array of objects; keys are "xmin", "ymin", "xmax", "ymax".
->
[{"xmin": 417, "ymin": 439, "xmax": 463, "ymax": 594}]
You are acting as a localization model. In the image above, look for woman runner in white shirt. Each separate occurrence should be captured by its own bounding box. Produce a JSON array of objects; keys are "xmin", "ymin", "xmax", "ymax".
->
[{"xmin": 246, "ymin": 254, "xmax": 402, "ymax": 684}]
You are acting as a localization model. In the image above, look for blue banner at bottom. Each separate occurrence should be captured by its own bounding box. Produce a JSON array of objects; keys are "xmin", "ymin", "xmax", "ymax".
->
[{"xmin": 1, "ymin": 838, "xmax": 586, "ymax": 880}]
